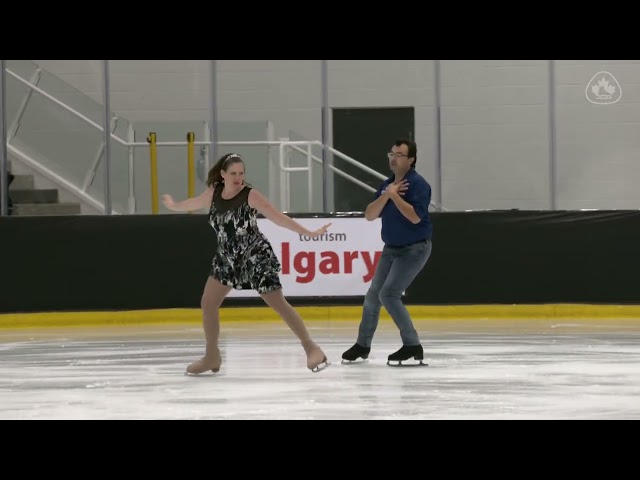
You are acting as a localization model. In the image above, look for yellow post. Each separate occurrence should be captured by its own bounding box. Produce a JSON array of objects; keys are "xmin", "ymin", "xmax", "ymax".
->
[
  {"xmin": 147, "ymin": 132, "xmax": 159, "ymax": 214},
  {"xmin": 187, "ymin": 132, "xmax": 195, "ymax": 198}
]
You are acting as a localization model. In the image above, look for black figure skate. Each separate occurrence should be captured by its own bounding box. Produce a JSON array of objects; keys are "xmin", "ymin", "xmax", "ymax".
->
[
  {"xmin": 341, "ymin": 343, "xmax": 371, "ymax": 364},
  {"xmin": 387, "ymin": 344, "xmax": 428, "ymax": 367}
]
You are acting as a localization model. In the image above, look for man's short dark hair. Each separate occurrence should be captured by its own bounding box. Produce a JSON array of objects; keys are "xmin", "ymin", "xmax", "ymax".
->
[{"xmin": 394, "ymin": 138, "xmax": 417, "ymax": 169}]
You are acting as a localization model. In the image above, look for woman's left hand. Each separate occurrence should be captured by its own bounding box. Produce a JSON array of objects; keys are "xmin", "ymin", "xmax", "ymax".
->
[{"xmin": 305, "ymin": 223, "xmax": 332, "ymax": 238}]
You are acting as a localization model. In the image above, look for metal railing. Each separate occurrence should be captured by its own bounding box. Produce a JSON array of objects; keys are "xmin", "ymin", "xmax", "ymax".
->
[
  {"xmin": 4, "ymin": 65, "xmax": 446, "ymax": 215},
  {"xmin": 280, "ymin": 141, "xmax": 445, "ymax": 212}
]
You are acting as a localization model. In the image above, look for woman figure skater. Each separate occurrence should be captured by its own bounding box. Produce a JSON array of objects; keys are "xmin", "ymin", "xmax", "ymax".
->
[{"xmin": 162, "ymin": 153, "xmax": 331, "ymax": 374}]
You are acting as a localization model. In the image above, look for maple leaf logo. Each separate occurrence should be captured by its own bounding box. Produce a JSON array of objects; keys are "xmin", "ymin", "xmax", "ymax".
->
[
  {"xmin": 586, "ymin": 71, "xmax": 621, "ymax": 104},
  {"xmin": 592, "ymin": 77, "xmax": 616, "ymax": 97},
  {"xmin": 603, "ymin": 80, "xmax": 616, "ymax": 95}
]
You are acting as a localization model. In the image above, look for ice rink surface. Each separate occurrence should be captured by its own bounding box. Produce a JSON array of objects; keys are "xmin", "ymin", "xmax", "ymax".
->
[{"xmin": 1, "ymin": 318, "xmax": 639, "ymax": 420}]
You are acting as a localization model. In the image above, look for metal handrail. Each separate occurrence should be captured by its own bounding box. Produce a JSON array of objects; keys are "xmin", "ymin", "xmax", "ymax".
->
[
  {"xmin": 5, "ymin": 66, "xmax": 446, "ymax": 213},
  {"xmin": 287, "ymin": 143, "xmax": 446, "ymax": 211},
  {"xmin": 5, "ymin": 68, "xmax": 129, "ymax": 147},
  {"xmin": 288, "ymin": 144, "xmax": 376, "ymax": 193}
]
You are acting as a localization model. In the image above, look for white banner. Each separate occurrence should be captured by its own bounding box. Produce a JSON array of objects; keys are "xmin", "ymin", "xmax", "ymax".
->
[{"xmin": 227, "ymin": 217, "xmax": 384, "ymax": 297}]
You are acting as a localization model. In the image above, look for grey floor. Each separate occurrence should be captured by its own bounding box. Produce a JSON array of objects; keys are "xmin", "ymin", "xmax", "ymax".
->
[{"xmin": 1, "ymin": 318, "xmax": 639, "ymax": 420}]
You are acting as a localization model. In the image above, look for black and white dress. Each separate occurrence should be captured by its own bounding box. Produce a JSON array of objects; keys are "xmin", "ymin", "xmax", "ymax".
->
[{"xmin": 208, "ymin": 183, "xmax": 282, "ymax": 294}]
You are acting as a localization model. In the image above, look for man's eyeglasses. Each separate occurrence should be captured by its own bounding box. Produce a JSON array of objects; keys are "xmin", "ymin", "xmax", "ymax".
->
[{"xmin": 387, "ymin": 152, "xmax": 408, "ymax": 159}]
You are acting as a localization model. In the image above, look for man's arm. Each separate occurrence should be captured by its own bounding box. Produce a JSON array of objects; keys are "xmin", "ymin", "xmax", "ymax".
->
[
  {"xmin": 387, "ymin": 192, "xmax": 420, "ymax": 224},
  {"xmin": 364, "ymin": 191, "xmax": 390, "ymax": 221},
  {"xmin": 387, "ymin": 180, "xmax": 430, "ymax": 224}
]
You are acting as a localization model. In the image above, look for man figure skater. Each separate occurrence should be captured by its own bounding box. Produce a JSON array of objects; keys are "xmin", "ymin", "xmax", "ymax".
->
[{"xmin": 342, "ymin": 138, "xmax": 433, "ymax": 366}]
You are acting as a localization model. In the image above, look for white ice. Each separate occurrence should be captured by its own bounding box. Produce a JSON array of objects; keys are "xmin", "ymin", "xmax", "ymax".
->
[{"xmin": 1, "ymin": 319, "xmax": 640, "ymax": 420}]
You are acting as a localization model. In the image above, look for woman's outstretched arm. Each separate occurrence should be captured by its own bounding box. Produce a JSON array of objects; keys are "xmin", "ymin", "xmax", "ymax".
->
[{"xmin": 162, "ymin": 186, "xmax": 214, "ymax": 212}]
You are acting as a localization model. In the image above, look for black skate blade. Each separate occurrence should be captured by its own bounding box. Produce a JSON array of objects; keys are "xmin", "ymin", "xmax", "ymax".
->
[
  {"xmin": 341, "ymin": 358, "xmax": 369, "ymax": 365},
  {"xmin": 386, "ymin": 359, "xmax": 428, "ymax": 367}
]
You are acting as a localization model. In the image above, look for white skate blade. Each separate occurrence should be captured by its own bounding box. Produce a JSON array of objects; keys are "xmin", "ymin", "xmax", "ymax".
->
[
  {"xmin": 184, "ymin": 370, "xmax": 220, "ymax": 376},
  {"xmin": 310, "ymin": 360, "xmax": 330, "ymax": 373}
]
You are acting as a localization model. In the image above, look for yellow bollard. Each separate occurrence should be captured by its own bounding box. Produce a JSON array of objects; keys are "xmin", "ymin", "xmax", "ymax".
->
[
  {"xmin": 147, "ymin": 132, "xmax": 159, "ymax": 214},
  {"xmin": 187, "ymin": 132, "xmax": 195, "ymax": 198}
]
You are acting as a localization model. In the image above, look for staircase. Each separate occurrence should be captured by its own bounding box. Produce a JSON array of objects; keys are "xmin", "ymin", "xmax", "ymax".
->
[
  {"xmin": 4, "ymin": 60, "xmax": 111, "ymax": 216},
  {"xmin": 7, "ymin": 160, "xmax": 82, "ymax": 216}
]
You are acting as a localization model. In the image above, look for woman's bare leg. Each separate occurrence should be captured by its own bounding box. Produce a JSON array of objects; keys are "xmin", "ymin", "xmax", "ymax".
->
[
  {"xmin": 260, "ymin": 288, "xmax": 328, "ymax": 371},
  {"xmin": 186, "ymin": 277, "xmax": 232, "ymax": 374}
]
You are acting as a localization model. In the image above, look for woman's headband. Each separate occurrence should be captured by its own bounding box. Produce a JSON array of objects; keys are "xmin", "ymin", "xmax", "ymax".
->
[{"xmin": 223, "ymin": 154, "xmax": 243, "ymax": 167}]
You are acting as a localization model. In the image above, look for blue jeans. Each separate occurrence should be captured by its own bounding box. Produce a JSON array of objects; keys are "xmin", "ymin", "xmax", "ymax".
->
[{"xmin": 356, "ymin": 240, "xmax": 432, "ymax": 347}]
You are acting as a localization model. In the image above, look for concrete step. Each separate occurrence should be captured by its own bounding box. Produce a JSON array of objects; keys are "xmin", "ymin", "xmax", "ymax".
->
[
  {"xmin": 12, "ymin": 203, "xmax": 82, "ymax": 216},
  {"xmin": 9, "ymin": 174, "xmax": 35, "ymax": 190},
  {"xmin": 9, "ymin": 188, "xmax": 59, "ymax": 204}
]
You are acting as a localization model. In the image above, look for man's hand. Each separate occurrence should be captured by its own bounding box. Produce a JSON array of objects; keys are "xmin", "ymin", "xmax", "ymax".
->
[{"xmin": 385, "ymin": 180, "xmax": 409, "ymax": 197}]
